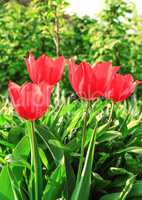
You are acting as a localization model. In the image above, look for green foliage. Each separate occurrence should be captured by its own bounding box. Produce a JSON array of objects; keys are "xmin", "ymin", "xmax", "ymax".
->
[
  {"xmin": 90, "ymin": 0, "xmax": 142, "ymax": 81},
  {"xmin": 1, "ymin": 97, "xmax": 142, "ymax": 199}
]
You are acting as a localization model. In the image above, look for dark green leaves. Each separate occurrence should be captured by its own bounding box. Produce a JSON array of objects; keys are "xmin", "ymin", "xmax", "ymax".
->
[
  {"xmin": 42, "ymin": 157, "xmax": 66, "ymax": 200},
  {"xmin": 0, "ymin": 135, "xmax": 30, "ymax": 200}
]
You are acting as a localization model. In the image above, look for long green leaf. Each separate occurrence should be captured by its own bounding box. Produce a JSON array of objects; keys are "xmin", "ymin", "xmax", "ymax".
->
[
  {"xmin": 42, "ymin": 157, "xmax": 66, "ymax": 200},
  {"xmin": 0, "ymin": 135, "xmax": 30, "ymax": 200},
  {"xmin": 7, "ymin": 166, "xmax": 24, "ymax": 200},
  {"xmin": 100, "ymin": 193, "xmax": 120, "ymax": 200},
  {"xmin": 129, "ymin": 180, "xmax": 142, "ymax": 198},
  {"xmin": 119, "ymin": 175, "xmax": 135, "ymax": 200},
  {"xmin": 0, "ymin": 166, "xmax": 14, "ymax": 200},
  {"xmin": 37, "ymin": 125, "xmax": 64, "ymax": 164},
  {"xmin": 71, "ymin": 123, "xmax": 97, "ymax": 200}
]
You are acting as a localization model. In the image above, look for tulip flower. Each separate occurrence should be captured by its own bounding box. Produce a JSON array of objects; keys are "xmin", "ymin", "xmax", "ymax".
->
[
  {"xmin": 105, "ymin": 74, "xmax": 141, "ymax": 102},
  {"xmin": 68, "ymin": 60, "xmax": 119, "ymax": 100},
  {"xmin": 25, "ymin": 53, "xmax": 65, "ymax": 85},
  {"xmin": 8, "ymin": 81, "xmax": 52, "ymax": 121}
]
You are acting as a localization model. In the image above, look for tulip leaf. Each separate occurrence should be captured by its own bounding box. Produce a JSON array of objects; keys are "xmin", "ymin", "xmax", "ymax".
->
[
  {"xmin": 110, "ymin": 167, "xmax": 133, "ymax": 176},
  {"xmin": 71, "ymin": 123, "xmax": 97, "ymax": 200},
  {"xmin": 92, "ymin": 172, "xmax": 111, "ymax": 189},
  {"xmin": 118, "ymin": 175, "xmax": 135, "ymax": 200},
  {"xmin": 0, "ymin": 135, "xmax": 30, "ymax": 200},
  {"xmin": 97, "ymin": 130, "xmax": 122, "ymax": 143},
  {"xmin": 37, "ymin": 125, "xmax": 64, "ymax": 164},
  {"xmin": 38, "ymin": 148, "xmax": 49, "ymax": 169},
  {"xmin": 64, "ymin": 155, "xmax": 76, "ymax": 199},
  {"xmin": 7, "ymin": 166, "xmax": 24, "ymax": 200},
  {"xmin": 0, "ymin": 166, "xmax": 15, "ymax": 200},
  {"xmin": 117, "ymin": 146, "xmax": 142, "ymax": 154},
  {"xmin": 127, "ymin": 120, "xmax": 140, "ymax": 129},
  {"xmin": 100, "ymin": 176, "xmax": 135, "ymax": 200},
  {"xmin": 62, "ymin": 107, "xmax": 84, "ymax": 139},
  {"xmin": 129, "ymin": 181, "xmax": 142, "ymax": 198},
  {"xmin": 42, "ymin": 157, "xmax": 66, "ymax": 200},
  {"xmin": 0, "ymin": 140, "xmax": 15, "ymax": 149},
  {"xmin": 100, "ymin": 193, "xmax": 120, "ymax": 200}
]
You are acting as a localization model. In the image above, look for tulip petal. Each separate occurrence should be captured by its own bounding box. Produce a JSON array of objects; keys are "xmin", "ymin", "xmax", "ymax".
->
[
  {"xmin": 93, "ymin": 62, "xmax": 120, "ymax": 96},
  {"xmin": 25, "ymin": 52, "xmax": 36, "ymax": 82},
  {"xmin": 8, "ymin": 81, "xmax": 20, "ymax": 106}
]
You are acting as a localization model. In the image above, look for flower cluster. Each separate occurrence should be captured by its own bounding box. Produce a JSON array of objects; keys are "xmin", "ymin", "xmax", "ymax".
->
[
  {"xmin": 9, "ymin": 53, "xmax": 65, "ymax": 121},
  {"xmin": 9, "ymin": 53, "xmax": 141, "ymax": 120},
  {"xmin": 68, "ymin": 60, "xmax": 141, "ymax": 102}
]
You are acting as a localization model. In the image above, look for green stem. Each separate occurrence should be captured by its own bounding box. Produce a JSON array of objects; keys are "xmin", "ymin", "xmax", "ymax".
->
[
  {"xmin": 28, "ymin": 121, "xmax": 39, "ymax": 200},
  {"xmin": 76, "ymin": 101, "xmax": 90, "ymax": 185},
  {"xmin": 108, "ymin": 101, "xmax": 114, "ymax": 124}
]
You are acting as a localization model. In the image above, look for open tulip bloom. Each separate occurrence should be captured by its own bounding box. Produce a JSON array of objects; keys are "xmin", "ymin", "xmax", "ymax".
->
[
  {"xmin": 26, "ymin": 52, "xmax": 65, "ymax": 85},
  {"xmin": 8, "ymin": 81, "xmax": 52, "ymax": 121},
  {"xmin": 105, "ymin": 73, "xmax": 142, "ymax": 102},
  {"xmin": 68, "ymin": 60, "xmax": 119, "ymax": 100}
]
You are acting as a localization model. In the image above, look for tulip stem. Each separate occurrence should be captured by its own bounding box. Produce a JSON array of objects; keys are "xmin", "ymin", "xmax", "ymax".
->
[
  {"xmin": 108, "ymin": 101, "xmax": 114, "ymax": 123},
  {"xmin": 76, "ymin": 101, "xmax": 90, "ymax": 185},
  {"xmin": 28, "ymin": 121, "xmax": 39, "ymax": 200}
]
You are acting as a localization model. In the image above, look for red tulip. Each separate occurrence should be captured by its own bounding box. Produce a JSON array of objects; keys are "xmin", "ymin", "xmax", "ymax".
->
[
  {"xmin": 68, "ymin": 60, "xmax": 119, "ymax": 100},
  {"xmin": 26, "ymin": 53, "xmax": 65, "ymax": 85},
  {"xmin": 8, "ymin": 82, "xmax": 52, "ymax": 121},
  {"xmin": 105, "ymin": 74, "xmax": 141, "ymax": 102}
]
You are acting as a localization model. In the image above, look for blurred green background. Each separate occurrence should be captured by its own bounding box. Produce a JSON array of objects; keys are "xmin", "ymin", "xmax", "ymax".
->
[{"xmin": 0, "ymin": 0, "xmax": 142, "ymax": 94}]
